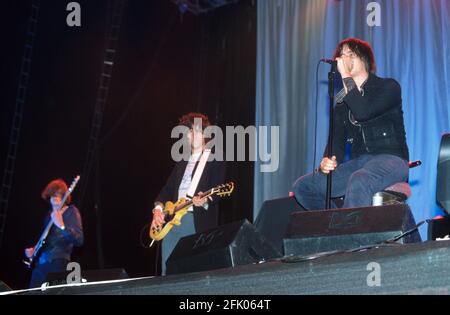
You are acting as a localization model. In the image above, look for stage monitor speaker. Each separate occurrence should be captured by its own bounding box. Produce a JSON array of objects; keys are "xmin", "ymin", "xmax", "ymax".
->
[
  {"xmin": 428, "ymin": 216, "xmax": 450, "ymax": 240},
  {"xmin": 166, "ymin": 219, "xmax": 282, "ymax": 275},
  {"xmin": 437, "ymin": 133, "xmax": 450, "ymax": 215},
  {"xmin": 284, "ymin": 204, "xmax": 421, "ymax": 257},
  {"xmin": 254, "ymin": 196, "xmax": 306, "ymax": 255},
  {"xmin": 46, "ymin": 268, "xmax": 128, "ymax": 286}
]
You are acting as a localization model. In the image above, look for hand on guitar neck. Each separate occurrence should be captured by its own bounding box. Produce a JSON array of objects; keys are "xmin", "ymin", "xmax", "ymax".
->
[
  {"xmin": 24, "ymin": 247, "xmax": 35, "ymax": 259},
  {"xmin": 50, "ymin": 206, "xmax": 67, "ymax": 230},
  {"xmin": 49, "ymin": 191, "xmax": 68, "ymax": 230},
  {"xmin": 192, "ymin": 191, "xmax": 210, "ymax": 208}
]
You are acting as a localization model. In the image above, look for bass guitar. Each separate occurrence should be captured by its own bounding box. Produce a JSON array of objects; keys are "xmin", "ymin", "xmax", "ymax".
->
[{"xmin": 23, "ymin": 175, "xmax": 80, "ymax": 269}]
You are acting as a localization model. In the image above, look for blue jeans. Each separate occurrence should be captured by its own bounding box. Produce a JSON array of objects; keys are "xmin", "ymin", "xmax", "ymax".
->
[
  {"xmin": 293, "ymin": 154, "xmax": 409, "ymax": 210},
  {"xmin": 161, "ymin": 212, "xmax": 195, "ymax": 276},
  {"xmin": 29, "ymin": 258, "xmax": 68, "ymax": 288}
]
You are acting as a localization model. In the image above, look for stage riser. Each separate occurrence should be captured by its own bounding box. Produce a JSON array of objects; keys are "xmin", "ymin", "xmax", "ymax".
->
[{"xmin": 20, "ymin": 240, "xmax": 450, "ymax": 295}]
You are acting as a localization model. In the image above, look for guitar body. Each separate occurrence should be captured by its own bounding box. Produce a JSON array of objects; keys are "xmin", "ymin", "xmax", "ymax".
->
[
  {"xmin": 149, "ymin": 182, "xmax": 234, "ymax": 243},
  {"xmin": 150, "ymin": 199, "xmax": 190, "ymax": 241}
]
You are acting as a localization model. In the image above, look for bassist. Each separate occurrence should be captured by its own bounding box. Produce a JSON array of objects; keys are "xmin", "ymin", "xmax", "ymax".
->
[{"xmin": 24, "ymin": 178, "xmax": 84, "ymax": 288}]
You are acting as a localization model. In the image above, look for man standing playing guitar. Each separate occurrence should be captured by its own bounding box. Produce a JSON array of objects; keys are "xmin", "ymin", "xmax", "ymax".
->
[
  {"xmin": 24, "ymin": 178, "xmax": 84, "ymax": 288},
  {"xmin": 151, "ymin": 113, "xmax": 226, "ymax": 276}
]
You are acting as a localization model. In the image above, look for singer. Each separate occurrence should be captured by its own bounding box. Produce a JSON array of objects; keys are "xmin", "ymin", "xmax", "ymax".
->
[{"xmin": 293, "ymin": 38, "xmax": 409, "ymax": 210}]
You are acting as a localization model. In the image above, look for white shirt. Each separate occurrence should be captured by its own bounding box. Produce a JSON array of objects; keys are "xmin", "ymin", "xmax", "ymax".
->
[{"xmin": 178, "ymin": 152, "xmax": 202, "ymax": 211}]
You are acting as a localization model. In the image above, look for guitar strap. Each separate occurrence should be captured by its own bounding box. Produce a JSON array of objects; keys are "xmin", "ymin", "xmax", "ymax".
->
[{"xmin": 186, "ymin": 149, "xmax": 211, "ymax": 200}]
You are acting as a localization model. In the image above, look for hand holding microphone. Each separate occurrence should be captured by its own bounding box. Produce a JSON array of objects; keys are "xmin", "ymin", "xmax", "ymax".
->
[
  {"xmin": 321, "ymin": 57, "xmax": 353, "ymax": 78},
  {"xmin": 335, "ymin": 56, "xmax": 353, "ymax": 78}
]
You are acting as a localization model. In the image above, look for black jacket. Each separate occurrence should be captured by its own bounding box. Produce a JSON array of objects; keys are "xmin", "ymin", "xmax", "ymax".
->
[
  {"xmin": 326, "ymin": 73, "xmax": 409, "ymax": 163},
  {"xmin": 39, "ymin": 205, "xmax": 84, "ymax": 263},
  {"xmin": 155, "ymin": 159, "xmax": 226, "ymax": 233}
]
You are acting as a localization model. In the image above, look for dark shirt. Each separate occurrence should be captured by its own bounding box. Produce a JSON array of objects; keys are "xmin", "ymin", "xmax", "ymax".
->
[
  {"xmin": 155, "ymin": 159, "xmax": 226, "ymax": 233},
  {"xmin": 38, "ymin": 205, "xmax": 84, "ymax": 264},
  {"xmin": 325, "ymin": 72, "xmax": 409, "ymax": 163}
]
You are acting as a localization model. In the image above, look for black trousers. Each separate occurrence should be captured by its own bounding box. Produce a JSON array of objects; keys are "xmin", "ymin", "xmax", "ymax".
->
[{"xmin": 29, "ymin": 258, "xmax": 68, "ymax": 288}]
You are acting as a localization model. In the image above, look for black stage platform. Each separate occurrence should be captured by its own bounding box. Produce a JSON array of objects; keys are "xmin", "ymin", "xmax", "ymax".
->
[{"xmin": 5, "ymin": 240, "xmax": 450, "ymax": 295}]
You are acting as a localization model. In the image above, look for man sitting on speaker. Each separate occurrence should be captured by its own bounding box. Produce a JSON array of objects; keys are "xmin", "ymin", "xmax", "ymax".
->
[
  {"xmin": 150, "ymin": 112, "xmax": 226, "ymax": 275},
  {"xmin": 293, "ymin": 38, "xmax": 409, "ymax": 210}
]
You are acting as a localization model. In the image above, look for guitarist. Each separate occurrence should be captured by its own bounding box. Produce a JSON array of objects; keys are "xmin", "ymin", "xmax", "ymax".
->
[
  {"xmin": 24, "ymin": 179, "xmax": 84, "ymax": 288},
  {"xmin": 151, "ymin": 113, "xmax": 226, "ymax": 275}
]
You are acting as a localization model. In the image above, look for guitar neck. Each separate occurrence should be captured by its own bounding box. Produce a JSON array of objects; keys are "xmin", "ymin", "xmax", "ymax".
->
[
  {"xmin": 32, "ymin": 216, "xmax": 55, "ymax": 256},
  {"xmin": 32, "ymin": 203, "xmax": 71, "ymax": 256},
  {"xmin": 58, "ymin": 191, "xmax": 71, "ymax": 211},
  {"xmin": 173, "ymin": 189, "xmax": 214, "ymax": 213}
]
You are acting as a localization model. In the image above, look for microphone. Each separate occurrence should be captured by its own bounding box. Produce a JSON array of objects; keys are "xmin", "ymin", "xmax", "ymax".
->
[
  {"xmin": 408, "ymin": 160, "xmax": 422, "ymax": 169},
  {"xmin": 321, "ymin": 58, "xmax": 337, "ymax": 67}
]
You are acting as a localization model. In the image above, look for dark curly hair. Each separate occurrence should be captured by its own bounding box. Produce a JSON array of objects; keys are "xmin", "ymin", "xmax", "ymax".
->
[
  {"xmin": 178, "ymin": 112, "xmax": 211, "ymax": 130},
  {"xmin": 178, "ymin": 112, "xmax": 213, "ymax": 143},
  {"xmin": 333, "ymin": 38, "xmax": 376, "ymax": 73}
]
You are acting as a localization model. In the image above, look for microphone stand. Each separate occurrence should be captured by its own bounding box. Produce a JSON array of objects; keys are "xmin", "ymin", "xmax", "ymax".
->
[{"xmin": 325, "ymin": 61, "xmax": 337, "ymax": 209}]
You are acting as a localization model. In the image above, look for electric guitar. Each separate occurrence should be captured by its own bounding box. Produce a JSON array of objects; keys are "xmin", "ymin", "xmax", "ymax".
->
[
  {"xmin": 23, "ymin": 175, "xmax": 80, "ymax": 269},
  {"xmin": 150, "ymin": 182, "xmax": 235, "ymax": 242}
]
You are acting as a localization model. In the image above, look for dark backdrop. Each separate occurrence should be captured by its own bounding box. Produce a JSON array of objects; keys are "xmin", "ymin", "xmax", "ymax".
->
[{"xmin": 0, "ymin": 0, "xmax": 256, "ymax": 289}]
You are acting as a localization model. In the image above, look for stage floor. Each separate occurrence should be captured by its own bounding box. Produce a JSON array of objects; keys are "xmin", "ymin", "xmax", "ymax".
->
[{"xmin": 8, "ymin": 240, "xmax": 450, "ymax": 295}]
